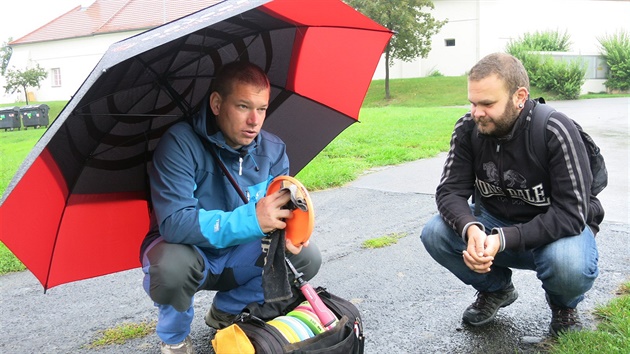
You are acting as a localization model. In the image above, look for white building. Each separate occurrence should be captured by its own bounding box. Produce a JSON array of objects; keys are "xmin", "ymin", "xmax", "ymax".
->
[
  {"xmin": 374, "ymin": 0, "xmax": 630, "ymax": 94},
  {"xmin": 2, "ymin": 0, "xmax": 220, "ymax": 103},
  {"xmin": 2, "ymin": 0, "xmax": 629, "ymax": 103}
]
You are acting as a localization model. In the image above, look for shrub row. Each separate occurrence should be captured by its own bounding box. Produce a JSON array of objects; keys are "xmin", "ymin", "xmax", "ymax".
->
[{"xmin": 506, "ymin": 29, "xmax": 629, "ymax": 98}]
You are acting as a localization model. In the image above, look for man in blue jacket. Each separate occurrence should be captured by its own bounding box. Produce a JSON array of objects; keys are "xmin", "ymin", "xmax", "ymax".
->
[
  {"xmin": 421, "ymin": 53, "xmax": 602, "ymax": 337},
  {"xmin": 140, "ymin": 61, "xmax": 321, "ymax": 353}
]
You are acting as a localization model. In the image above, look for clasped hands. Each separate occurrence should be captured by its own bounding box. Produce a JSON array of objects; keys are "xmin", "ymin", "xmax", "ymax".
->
[
  {"xmin": 255, "ymin": 189, "xmax": 308, "ymax": 255},
  {"xmin": 463, "ymin": 225, "xmax": 500, "ymax": 273}
]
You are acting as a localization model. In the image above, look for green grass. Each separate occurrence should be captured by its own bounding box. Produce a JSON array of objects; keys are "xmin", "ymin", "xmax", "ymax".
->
[
  {"xmin": 87, "ymin": 320, "xmax": 156, "ymax": 348},
  {"xmin": 549, "ymin": 284, "xmax": 630, "ymax": 353},
  {"xmin": 1, "ymin": 77, "xmax": 629, "ymax": 351},
  {"xmin": 0, "ymin": 100, "xmax": 67, "ymax": 193},
  {"xmin": 295, "ymin": 106, "xmax": 463, "ymax": 190},
  {"xmin": 362, "ymin": 76, "xmax": 469, "ymax": 107},
  {"xmin": 362, "ymin": 232, "xmax": 407, "ymax": 249}
]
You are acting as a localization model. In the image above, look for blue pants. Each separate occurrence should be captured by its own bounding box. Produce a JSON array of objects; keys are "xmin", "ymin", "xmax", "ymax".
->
[
  {"xmin": 420, "ymin": 205, "xmax": 598, "ymax": 310},
  {"xmin": 141, "ymin": 237, "xmax": 321, "ymax": 344}
]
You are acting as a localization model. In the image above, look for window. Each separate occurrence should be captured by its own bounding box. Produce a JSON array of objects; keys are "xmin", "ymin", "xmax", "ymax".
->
[
  {"xmin": 445, "ymin": 39, "xmax": 455, "ymax": 47},
  {"xmin": 51, "ymin": 68, "xmax": 61, "ymax": 87}
]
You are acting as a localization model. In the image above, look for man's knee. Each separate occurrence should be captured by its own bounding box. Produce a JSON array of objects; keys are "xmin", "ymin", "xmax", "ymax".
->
[
  {"xmin": 421, "ymin": 215, "xmax": 451, "ymax": 249},
  {"xmin": 539, "ymin": 235, "xmax": 599, "ymax": 297},
  {"xmin": 146, "ymin": 242, "xmax": 205, "ymax": 310},
  {"xmin": 287, "ymin": 241, "xmax": 321, "ymax": 281}
]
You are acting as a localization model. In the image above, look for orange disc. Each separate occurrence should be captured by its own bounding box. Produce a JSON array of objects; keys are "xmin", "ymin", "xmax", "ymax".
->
[{"xmin": 267, "ymin": 176, "xmax": 314, "ymax": 246}]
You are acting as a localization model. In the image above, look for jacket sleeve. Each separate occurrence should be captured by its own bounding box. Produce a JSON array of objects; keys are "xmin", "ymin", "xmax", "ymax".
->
[
  {"xmin": 501, "ymin": 112, "xmax": 593, "ymax": 250},
  {"xmin": 435, "ymin": 114, "xmax": 479, "ymax": 237}
]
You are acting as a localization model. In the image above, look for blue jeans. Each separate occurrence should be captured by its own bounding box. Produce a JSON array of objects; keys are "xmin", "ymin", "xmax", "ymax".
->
[{"xmin": 420, "ymin": 205, "xmax": 598, "ymax": 309}]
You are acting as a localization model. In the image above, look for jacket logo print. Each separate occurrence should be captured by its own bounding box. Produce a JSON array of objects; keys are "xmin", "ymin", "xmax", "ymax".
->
[
  {"xmin": 503, "ymin": 170, "xmax": 527, "ymax": 188},
  {"xmin": 483, "ymin": 162, "xmax": 499, "ymax": 183},
  {"xmin": 477, "ymin": 163, "xmax": 551, "ymax": 207},
  {"xmin": 505, "ymin": 182, "xmax": 550, "ymax": 206}
]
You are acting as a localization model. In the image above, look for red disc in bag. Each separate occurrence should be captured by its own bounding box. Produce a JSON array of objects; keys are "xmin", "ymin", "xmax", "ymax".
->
[{"xmin": 267, "ymin": 176, "xmax": 314, "ymax": 246}]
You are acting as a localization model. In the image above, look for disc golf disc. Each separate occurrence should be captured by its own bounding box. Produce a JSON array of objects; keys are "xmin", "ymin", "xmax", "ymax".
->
[
  {"xmin": 266, "ymin": 176, "xmax": 314, "ymax": 246},
  {"xmin": 275, "ymin": 315, "xmax": 313, "ymax": 340},
  {"xmin": 267, "ymin": 319, "xmax": 301, "ymax": 343},
  {"xmin": 287, "ymin": 310, "xmax": 325, "ymax": 335}
]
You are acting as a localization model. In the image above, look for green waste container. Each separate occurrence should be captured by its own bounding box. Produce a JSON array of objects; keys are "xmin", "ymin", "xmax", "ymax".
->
[
  {"xmin": 20, "ymin": 104, "xmax": 50, "ymax": 129},
  {"xmin": 0, "ymin": 106, "xmax": 22, "ymax": 131}
]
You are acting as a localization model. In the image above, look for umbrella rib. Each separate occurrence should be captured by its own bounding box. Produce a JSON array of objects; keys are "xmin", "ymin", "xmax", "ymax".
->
[{"xmin": 136, "ymin": 57, "xmax": 193, "ymax": 116}]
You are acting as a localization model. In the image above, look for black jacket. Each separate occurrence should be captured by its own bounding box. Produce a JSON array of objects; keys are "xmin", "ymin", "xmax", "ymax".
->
[{"xmin": 436, "ymin": 99, "xmax": 604, "ymax": 251}]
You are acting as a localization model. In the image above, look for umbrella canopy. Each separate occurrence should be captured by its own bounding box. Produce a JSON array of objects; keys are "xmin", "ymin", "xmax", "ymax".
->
[{"xmin": 0, "ymin": 0, "xmax": 392, "ymax": 290}]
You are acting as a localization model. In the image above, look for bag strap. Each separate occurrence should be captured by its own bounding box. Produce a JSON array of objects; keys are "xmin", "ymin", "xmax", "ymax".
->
[
  {"xmin": 528, "ymin": 97, "xmax": 555, "ymax": 172},
  {"xmin": 196, "ymin": 133, "xmax": 249, "ymax": 204}
]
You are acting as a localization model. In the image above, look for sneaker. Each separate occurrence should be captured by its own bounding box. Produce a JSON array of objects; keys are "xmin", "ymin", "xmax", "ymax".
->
[
  {"xmin": 160, "ymin": 335, "xmax": 194, "ymax": 354},
  {"xmin": 204, "ymin": 303, "xmax": 236, "ymax": 329},
  {"xmin": 547, "ymin": 296, "xmax": 583, "ymax": 336},
  {"xmin": 462, "ymin": 283, "xmax": 518, "ymax": 326}
]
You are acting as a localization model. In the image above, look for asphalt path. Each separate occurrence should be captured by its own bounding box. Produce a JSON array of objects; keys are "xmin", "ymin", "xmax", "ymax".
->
[{"xmin": 1, "ymin": 98, "xmax": 628, "ymax": 353}]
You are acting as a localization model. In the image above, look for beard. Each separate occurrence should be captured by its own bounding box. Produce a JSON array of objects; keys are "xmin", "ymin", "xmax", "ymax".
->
[{"xmin": 479, "ymin": 101, "xmax": 520, "ymax": 137}]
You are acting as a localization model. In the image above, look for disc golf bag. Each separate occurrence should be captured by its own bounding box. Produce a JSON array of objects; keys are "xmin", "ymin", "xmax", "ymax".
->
[{"xmin": 212, "ymin": 286, "xmax": 364, "ymax": 354}]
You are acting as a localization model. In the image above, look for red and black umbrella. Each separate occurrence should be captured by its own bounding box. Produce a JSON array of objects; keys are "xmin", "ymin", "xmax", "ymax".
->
[{"xmin": 0, "ymin": 0, "xmax": 392, "ymax": 290}]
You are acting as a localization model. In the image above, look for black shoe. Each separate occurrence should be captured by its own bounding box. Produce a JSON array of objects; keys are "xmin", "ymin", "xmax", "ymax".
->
[
  {"xmin": 547, "ymin": 297, "xmax": 583, "ymax": 336},
  {"xmin": 462, "ymin": 283, "xmax": 518, "ymax": 326}
]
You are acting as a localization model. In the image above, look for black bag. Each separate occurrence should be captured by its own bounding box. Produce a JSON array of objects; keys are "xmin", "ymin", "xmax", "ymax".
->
[
  {"xmin": 232, "ymin": 286, "xmax": 364, "ymax": 354},
  {"xmin": 530, "ymin": 97, "xmax": 608, "ymax": 196}
]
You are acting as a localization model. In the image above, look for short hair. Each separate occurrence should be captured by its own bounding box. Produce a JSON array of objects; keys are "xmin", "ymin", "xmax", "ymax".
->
[
  {"xmin": 212, "ymin": 61, "xmax": 270, "ymax": 97},
  {"xmin": 469, "ymin": 53, "xmax": 530, "ymax": 95}
]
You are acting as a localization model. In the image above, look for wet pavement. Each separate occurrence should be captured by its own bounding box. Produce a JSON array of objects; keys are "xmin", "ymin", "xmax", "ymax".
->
[{"xmin": 0, "ymin": 98, "xmax": 628, "ymax": 353}]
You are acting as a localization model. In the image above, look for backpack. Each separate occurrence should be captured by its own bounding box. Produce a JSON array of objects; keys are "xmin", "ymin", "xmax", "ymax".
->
[{"xmin": 530, "ymin": 97, "xmax": 608, "ymax": 196}]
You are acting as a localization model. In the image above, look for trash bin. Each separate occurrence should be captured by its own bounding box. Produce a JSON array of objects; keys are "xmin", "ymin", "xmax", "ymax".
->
[
  {"xmin": 0, "ymin": 106, "xmax": 22, "ymax": 131},
  {"xmin": 20, "ymin": 104, "xmax": 50, "ymax": 130}
]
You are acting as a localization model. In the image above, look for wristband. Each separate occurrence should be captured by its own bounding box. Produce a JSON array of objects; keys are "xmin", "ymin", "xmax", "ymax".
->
[{"xmin": 490, "ymin": 228, "xmax": 505, "ymax": 252}]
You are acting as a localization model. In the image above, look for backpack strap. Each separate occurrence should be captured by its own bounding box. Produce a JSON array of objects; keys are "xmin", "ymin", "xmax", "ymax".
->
[{"xmin": 528, "ymin": 97, "xmax": 555, "ymax": 172}]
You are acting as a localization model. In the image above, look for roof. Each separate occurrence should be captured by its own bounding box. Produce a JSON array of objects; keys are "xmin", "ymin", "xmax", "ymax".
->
[{"xmin": 10, "ymin": 0, "xmax": 221, "ymax": 45}]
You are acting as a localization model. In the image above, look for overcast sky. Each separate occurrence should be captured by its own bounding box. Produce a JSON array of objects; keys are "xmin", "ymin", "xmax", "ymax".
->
[{"xmin": 2, "ymin": 1, "xmax": 82, "ymax": 44}]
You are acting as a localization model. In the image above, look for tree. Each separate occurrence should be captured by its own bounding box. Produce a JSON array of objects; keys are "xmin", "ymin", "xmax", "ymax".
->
[
  {"xmin": 1, "ymin": 38, "xmax": 13, "ymax": 76},
  {"xmin": 345, "ymin": 0, "xmax": 447, "ymax": 99},
  {"xmin": 4, "ymin": 64, "xmax": 48, "ymax": 105}
]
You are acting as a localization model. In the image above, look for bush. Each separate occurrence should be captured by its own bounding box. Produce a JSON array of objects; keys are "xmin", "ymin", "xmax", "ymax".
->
[
  {"xmin": 507, "ymin": 30, "xmax": 586, "ymax": 99},
  {"xmin": 506, "ymin": 29, "xmax": 572, "ymax": 52},
  {"xmin": 598, "ymin": 30, "xmax": 630, "ymax": 92},
  {"xmin": 551, "ymin": 59, "xmax": 587, "ymax": 99}
]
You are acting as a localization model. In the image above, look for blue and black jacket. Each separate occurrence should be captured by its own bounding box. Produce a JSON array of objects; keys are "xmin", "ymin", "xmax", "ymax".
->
[{"xmin": 140, "ymin": 100, "xmax": 289, "ymax": 258}]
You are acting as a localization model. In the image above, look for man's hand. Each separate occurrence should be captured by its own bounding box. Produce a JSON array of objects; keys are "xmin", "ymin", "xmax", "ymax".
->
[
  {"xmin": 463, "ymin": 225, "xmax": 496, "ymax": 273},
  {"xmin": 285, "ymin": 239, "xmax": 309, "ymax": 255},
  {"xmin": 256, "ymin": 189, "xmax": 293, "ymax": 234}
]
